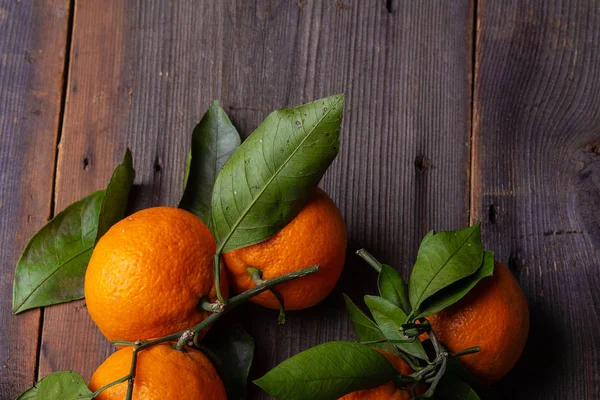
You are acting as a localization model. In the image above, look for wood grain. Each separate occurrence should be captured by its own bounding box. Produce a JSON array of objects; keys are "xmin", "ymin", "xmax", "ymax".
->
[
  {"xmin": 36, "ymin": 0, "xmax": 473, "ymax": 398},
  {"xmin": 38, "ymin": 0, "xmax": 228, "ymax": 379},
  {"xmin": 472, "ymin": 0, "xmax": 600, "ymax": 397},
  {"xmin": 0, "ymin": 0, "xmax": 70, "ymax": 397},
  {"xmin": 217, "ymin": 3, "xmax": 473, "ymax": 398}
]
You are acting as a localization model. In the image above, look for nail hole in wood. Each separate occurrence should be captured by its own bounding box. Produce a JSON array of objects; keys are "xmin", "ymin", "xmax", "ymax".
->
[
  {"xmin": 508, "ymin": 251, "xmax": 524, "ymax": 274},
  {"xmin": 154, "ymin": 156, "xmax": 162, "ymax": 173},
  {"xmin": 414, "ymin": 155, "xmax": 431, "ymax": 174},
  {"xmin": 488, "ymin": 204, "xmax": 497, "ymax": 224}
]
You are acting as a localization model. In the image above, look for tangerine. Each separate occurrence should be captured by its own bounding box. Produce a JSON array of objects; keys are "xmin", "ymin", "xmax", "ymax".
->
[
  {"xmin": 84, "ymin": 207, "xmax": 227, "ymax": 342},
  {"xmin": 339, "ymin": 350, "xmax": 418, "ymax": 400},
  {"xmin": 426, "ymin": 261, "xmax": 529, "ymax": 384},
  {"xmin": 223, "ymin": 189, "xmax": 346, "ymax": 310},
  {"xmin": 89, "ymin": 344, "xmax": 226, "ymax": 400}
]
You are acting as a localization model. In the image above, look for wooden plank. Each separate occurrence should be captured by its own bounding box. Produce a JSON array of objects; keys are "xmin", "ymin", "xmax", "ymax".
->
[
  {"xmin": 0, "ymin": 0, "xmax": 71, "ymax": 397},
  {"xmin": 472, "ymin": 0, "xmax": 600, "ymax": 397},
  {"xmin": 38, "ymin": 2, "xmax": 473, "ymax": 399},
  {"xmin": 218, "ymin": 4, "xmax": 473, "ymax": 398},
  {"xmin": 36, "ymin": 0, "xmax": 220, "ymax": 379},
  {"xmin": 37, "ymin": 0, "xmax": 237, "ymax": 380}
]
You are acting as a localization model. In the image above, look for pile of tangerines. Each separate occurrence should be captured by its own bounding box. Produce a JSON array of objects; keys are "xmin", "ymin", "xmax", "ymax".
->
[
  {"xmin": 14, "ymin": 96, "xmax": 529, "ymax": 400},
  {"xmin": 83, "ymin": 187, "xmax": 528, "ymax": 399},
  {"xmin": 85, "ymin": 189, "xmax": 348, "ymax": 398}
]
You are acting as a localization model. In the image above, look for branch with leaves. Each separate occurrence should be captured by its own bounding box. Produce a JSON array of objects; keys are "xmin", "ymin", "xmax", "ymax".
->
[
  {"xmin": 12, "ymin": 94, "xmax": 517, "ymax": 400},
  {"xmin": 255, "ymin": 225, "xmax": 501, "ymax": 400},
  {"xmin": 13, "ymin": 95, "xmax": 345, "ymax": 400}
]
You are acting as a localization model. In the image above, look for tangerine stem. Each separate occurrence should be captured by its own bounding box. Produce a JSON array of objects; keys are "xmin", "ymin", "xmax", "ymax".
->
[
  {"xmin": 111, "ymin": 340, "xmax": 137, "ymax": 347},
  {"xmin": 359, "ymin": 338, "xmax": 417, "ymax": 345},
  {"xmin": 393, "ymin": 373, "xmax": 420, "ymax": 386},
  {"xmin": 356, "ymin": 248, "xmax": 382, "ymax": 273},
  {"xmin": 452, "ymin": 346, "xmax": 481, "ymax": 357},
  {"xmin": 428, "ymin": 329, "xmax": 442, "ymax": 355},
  {"xmin": 200, "ymin": 299, "xmax": 224, "ymax": 312},
  {"xmin": 125, "ymin": 347, "xmax": 140, "ymax": 399},
  {"xmin": 395, "ymin": 350, "xmax": 424, "ymax": 372},
  {"xmin": 91, "ymin": 374, "xmax": 131, "ymax": 396},
  {"xmin": 247, "ymin": 267, "xmax": 286, "ymax": 324},
  {"xmin": 176, "ymin": 330, "xmax": 195, "ymax": 351},
  {"xmin": 115, "ymin": 265, "xmax": 319, "ymax": 400}
]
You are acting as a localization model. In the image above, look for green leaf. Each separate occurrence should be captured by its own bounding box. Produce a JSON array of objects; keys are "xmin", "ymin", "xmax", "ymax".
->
[
  {"xmin": 179, "ymin": 101, "xmax": 242, "ymax": 224},
  {"xmin": 16, "ymin": 370, "xmax": 94, "ymax": 400},
  {"xmin": 436, "ymin": 375, "xmax": 481, "ymax": 400},
  {"xmin": 254, "ymin": 341, "xmax": 396, "ymax": 400},
  {"xmin": 343, "ymin": 294, "xmax": 397, "ymax": 354},
  {"xmin": 201, "ymin": 324, "xmax": 255, "ymax": 400},
  {"xmin": 12, "ymin": 191, "xmax": 104, "ymax": 314},
  {"xmin": 12, "ymin": 151, "xmax": 135, "ymax": 314},
  {"xmin": 408, "ymin": 224, "xmax": 484, "ymax": 312},
  {"xmin": 444, "ymin": 357, "xmax": 502, "ymax": 400},
  {"xmin": 96, "ymin": 149, "xmax": 135, "ymax": 240},
  {"xmin": 416, "ymin": 251, "xmax": 495, "ymax": 317},
  {"xmin": 210, "ymin": 94, "xmax": 344, "ymax": 253},
  {"xmin": 363, "ymin": 295, "xmax": 429, "ymax": 360},
  {"xmin": 378, "ymin": 264, "xmax": 410, "ymax": 314}
]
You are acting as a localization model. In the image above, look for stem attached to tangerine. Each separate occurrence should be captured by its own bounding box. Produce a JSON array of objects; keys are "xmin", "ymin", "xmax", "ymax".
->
[
  {"xmin": 452, "ymin": 346, "xmax": 481, "ymax": 357},
  {"xmin": 100, "ymin": 265, "xmax": 319, "ymax": 400},
  {"xmin": 247, "ymin": 267, "xmax": 287, "ymax": 324}
]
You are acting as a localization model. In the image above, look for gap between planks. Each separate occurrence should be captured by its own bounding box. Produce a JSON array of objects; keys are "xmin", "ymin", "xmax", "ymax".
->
[{"xmin": 34, "ymin": 0, "xmax": 77, "ymax": 382}]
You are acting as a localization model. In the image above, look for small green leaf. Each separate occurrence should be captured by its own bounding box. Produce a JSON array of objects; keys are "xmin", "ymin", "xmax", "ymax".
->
[
  {"xmin": 97, "ymin": 149, "xmax": 135, "ymax": 240},
  {"xmin": 254, "ymin": 341, "xmax": 396, "ymax": 400},
  {"xmin": 16, "ymin": 370, "xmax": 94, "ymax": 400},
  {"xmin": 211, "ymin": 94, "xmax": 344, "ymax": 253},
  {"xmin": 378, "ymin": 264, "xmax": 410, "ymax": 314},
  {"xmin": 408, "ymin": 224, "xmax": 484, "ymax": 312},
  {"xmin": 343, "ymin": 294, "xmax": 397, "ymax": 354},
  {"xmin": 12, "ymin": 150, "xmax": 135, "ymax": 314},
  {"xmin": 444, "ymin": 357, "xmax": 502, "ymax": 400},
  {"xmin": 363, "ymin": 295, "xmax": 429, "ymax": 360},
  {"xmin": 436, "ymin": 375, "xmax": 481, "ymax": 400},
  {"xmin": 179, "ymin": 101, "xmax": 241, "ymax": 225},
  {"xmin": 201, "ymin": 324, "xmax": 255, "ymax": 400},
  {"xmin": 416, "ymin": 251, "xmax": 495, "ymax": 317}
]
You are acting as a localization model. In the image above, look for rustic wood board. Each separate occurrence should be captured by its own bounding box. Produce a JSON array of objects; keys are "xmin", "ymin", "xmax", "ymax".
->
[
  {"xmin": 11, "ymin": 0, "xmax": 599, "ymax": 398},
  {"xmin": 472, "ymin": 0, "xmax": 600, "ymax": 397},
  {"xmin": 0, "ymin": 0, "xmax": 70, "ymax": 397},
  {"xmin": 35, "ymin": 1, "xmax": 474, "ymax": 398}
]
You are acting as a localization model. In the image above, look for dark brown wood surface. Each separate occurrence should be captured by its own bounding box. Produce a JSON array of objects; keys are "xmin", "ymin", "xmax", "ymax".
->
[
  {"xmin": 472, "ymin": 1, "xmax": 600, "ymax": 398},
  {"xmin": 1, "ymin": 0, "xmax": 598, "ymax": 399},
  {"xmin": 0, "ymin": 0, "xmax": 71, "ymax": 397}
]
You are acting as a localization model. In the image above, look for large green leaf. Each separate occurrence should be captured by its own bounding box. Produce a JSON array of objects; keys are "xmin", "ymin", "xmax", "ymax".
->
[
  {"xmin": 343, "ymin": 294, "xmax": 397, "ymax": 354},
  {"xmin": 378, "ymin": 264, "xmax": 410, "ymax": 314},
  {"xmin": 179, "ymin": 101, "xmax": 241, "ymax": 224},
  {"xmin": 12, "ymin": 191, "xmax": 103, "ymax": 314},
  {"xmin": 210, "ymin": 94, "xmax": 344, "ymax": 253},
  {"xmin": 408, "ymin": 224, "xmax": 484, "ymax": 312},
  {"xmin": 254, "ymin": 342, "xmax": 396, "ymax": 400},
  {"xmin": 12, "ymin": 151, "xmax": 135, "ymax": 314},
  {"xmin": 363, "ymin": 295, "xmax": 428, "ymax": 360},
  {"xmin": 16, "ymin": 371, "xmax": 93, "ymax": 400},
  {"xmin": 416, "ymin": 251, "xmax": 495, "ymax": 318},
  {"xmin": 201, "ymin": 324, "xmax": 255, "ymax": 400}
]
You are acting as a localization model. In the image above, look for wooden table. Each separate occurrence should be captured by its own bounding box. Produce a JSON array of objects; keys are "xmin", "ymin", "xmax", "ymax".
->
[{"xmin": 1, "ymin": 1, "xmax": 598, "ymax": 399}]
